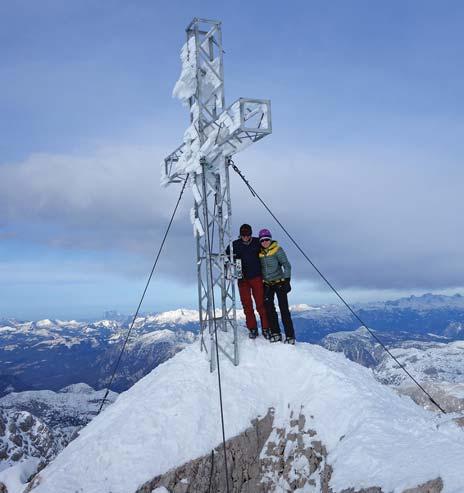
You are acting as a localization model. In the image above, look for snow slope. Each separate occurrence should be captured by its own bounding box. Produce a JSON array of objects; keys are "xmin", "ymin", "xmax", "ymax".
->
[{"xmin": 29, "ymin": 333, "xmax": 464, "ymax": 492}]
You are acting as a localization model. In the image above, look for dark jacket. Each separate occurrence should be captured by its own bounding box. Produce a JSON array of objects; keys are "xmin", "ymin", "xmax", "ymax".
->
[
  {"xmin": 226, "ymin": 237, "xmax": 262, "ymax": 280},
  {"xmin": 259, "ymin": 241, "xmax": 291, "ymax": 283}
]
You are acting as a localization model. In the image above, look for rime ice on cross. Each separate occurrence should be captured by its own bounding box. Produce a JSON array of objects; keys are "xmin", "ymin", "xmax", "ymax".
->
[{"xmin": 162, "ymin": 18, "xmax": 272, "ymax": 371}]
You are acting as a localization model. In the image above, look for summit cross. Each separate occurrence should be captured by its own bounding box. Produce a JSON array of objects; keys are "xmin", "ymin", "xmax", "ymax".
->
[{"xmin": 162, "ymin": 18, "xmax": 272, "ymax": 371}]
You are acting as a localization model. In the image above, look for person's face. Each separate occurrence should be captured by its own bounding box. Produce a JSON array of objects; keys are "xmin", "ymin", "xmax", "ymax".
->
[
  {"xmin": 260, "ymin": 239, "xmax": 271, "ymax": 247},
  {"xmin": 241, "ymin": 233, "xmax": 251, "ymax": 241}
]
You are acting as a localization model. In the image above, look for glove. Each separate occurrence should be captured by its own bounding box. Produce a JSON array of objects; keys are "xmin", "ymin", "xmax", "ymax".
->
[
  {"xmin": 279, "ymin": 279, "xmax": 291, "ymax": 293},
  {"xmin": 286, "ymin": 279, "xmax": 292, "ymax": 293}
]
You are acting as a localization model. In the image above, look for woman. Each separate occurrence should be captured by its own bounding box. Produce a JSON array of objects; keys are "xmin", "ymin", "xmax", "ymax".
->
[{"xmin": 258, "ymin": 228, "xmax": 295, "ymax": 344}]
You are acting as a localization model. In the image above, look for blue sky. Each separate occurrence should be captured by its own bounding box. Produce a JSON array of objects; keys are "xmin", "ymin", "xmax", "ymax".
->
[{"xmin": 1, "ymin": 1, "xmax": 463, "ymax": 319}]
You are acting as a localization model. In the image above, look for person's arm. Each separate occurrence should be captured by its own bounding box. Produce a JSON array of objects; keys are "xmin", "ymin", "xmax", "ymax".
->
[{"xmin": 277, "ymin": 247, "xmax": 291, "ymax": 279}]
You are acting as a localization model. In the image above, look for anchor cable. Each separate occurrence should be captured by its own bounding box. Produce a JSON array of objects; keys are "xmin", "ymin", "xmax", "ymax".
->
[
  {"xmin": 230, "ymin": 159, "xmax": 447, "ymax": 415},
  {"xmin": 97, "ymin": 175, "xmax": 189, "ymax": 415},
  {"xmin": 203, "ymin": 178, "xmax": 231, "ymax": 493}
]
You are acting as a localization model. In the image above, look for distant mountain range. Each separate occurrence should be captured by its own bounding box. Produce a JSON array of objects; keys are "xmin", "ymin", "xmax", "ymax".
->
[
  {"xmin": 1, "ymin": 294, "xmax": 464, "ymax": 398},
  {"xmin": 0, "ymin": 310, "xmax": 197, "ymax": 397},
  {"xmin": 294, "ymin": 292, "xmax": 464, "ymax": 343}
]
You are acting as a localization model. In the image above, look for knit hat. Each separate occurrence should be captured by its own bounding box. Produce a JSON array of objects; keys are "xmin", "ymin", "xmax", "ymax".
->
[
  {"xmin": 239, "ymin": 223, "xmax": 252, "ymax": 236},
  {"xmin": 258, "ymin": 228, "xmax": 272, "ymax": 241}
]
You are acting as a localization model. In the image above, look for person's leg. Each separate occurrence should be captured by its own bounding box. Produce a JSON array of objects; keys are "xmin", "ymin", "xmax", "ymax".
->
[
  {"xmin": 264, "ymin": 284, "xmax": 280, "ymax": 336},
  {"xmin": 276, "ymin": 286, "xmax": 295, "ymax": 339},
  {"xmin": 249, "ymin": 276, "xmax": 269, "ymax": 331},
  {"xmin": 238, "ymin": 279, "xmax": 257, "ymax": 330}
]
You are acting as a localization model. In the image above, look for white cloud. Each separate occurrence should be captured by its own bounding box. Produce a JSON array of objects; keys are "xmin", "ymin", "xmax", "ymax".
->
[
  {"xmin": 1, "ymin": 143, "xmax": 463, "ymax": 292},
  {"xmin": 228, "ymin": 145, "xmax": 464, "ymax": 290},
  {"xmin": 0, "ymin": 144, "xmax": 182, "ymax": 227}
]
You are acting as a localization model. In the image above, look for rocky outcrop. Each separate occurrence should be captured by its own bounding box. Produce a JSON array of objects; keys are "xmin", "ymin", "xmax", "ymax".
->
[
  {"xmin": 403, "ymin": 478, "xmax": 443, "ymax": 492},
  {"xmin": 135, "ymin": 408, "xmax": 443, "ymax": 493},
  {"xmin": 321, "ymin": 327, "xmax": 383, "ymax": 368},
  {"xmin": 396, "ymin": 383, "xmax": 464, "ymax": 415},
  {"xmin": 0, "ymin": 383, "xmax": 119, "ymax": 484},
  {"xmin": 0, "ymin": 409, "xmax": 63, "ymax": 493},
  {"xmin": 136, "ymin": 408, "xmax": 332, "ymax": 493},
  {"xmin": 338, "ymin": 479, "xmax": 443, "ymax": 493},
  {"xmin": 0, "ymin": 409, "xmax": 61, "ymax": 467}
]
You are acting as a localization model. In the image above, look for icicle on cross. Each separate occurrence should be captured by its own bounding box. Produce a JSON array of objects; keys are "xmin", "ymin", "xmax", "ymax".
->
[{"xmin": 162, "ymin": 18, "xmax": 272, "ymax": 371}]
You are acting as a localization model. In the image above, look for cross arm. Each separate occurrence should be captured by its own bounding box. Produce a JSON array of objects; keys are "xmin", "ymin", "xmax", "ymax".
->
[
  {"xmin": 163, "ymin": 98, "xmax": 271, "ymax": 186},
  {"xmin": 163, "ymin": 143, "xmax": 188, "ymax": 184}
]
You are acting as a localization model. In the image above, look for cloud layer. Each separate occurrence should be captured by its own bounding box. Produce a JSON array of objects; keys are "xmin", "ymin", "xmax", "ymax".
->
[{"xmin": 1, "ymin": 143, "xmax": 463, "ymax": 292}]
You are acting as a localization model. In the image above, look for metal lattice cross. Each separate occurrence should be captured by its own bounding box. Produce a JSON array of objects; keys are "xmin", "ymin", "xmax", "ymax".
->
[{"xmin": 163, "ymin": 18, "xmax": 272, "ymax": 371}]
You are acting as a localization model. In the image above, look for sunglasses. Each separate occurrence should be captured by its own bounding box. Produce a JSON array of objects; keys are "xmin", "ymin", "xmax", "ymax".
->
[{"xmin": 260, "ymin": 238, "xmax": 271, "ymax": 243}]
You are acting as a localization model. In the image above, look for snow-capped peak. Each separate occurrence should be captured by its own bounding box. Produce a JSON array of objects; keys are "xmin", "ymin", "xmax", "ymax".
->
[
  {"xmin": 290, "ymin": 303, "xmax": 320, "ymax": 312},
  {"xmin": 58, "ymin": 383, "xmax": 95, "ymax": 394},
  {"xmin": 151, "ymin": 309, "xmax": 200, "ymax": 325}
]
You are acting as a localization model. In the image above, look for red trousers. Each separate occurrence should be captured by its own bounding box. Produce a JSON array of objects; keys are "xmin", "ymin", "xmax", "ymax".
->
[{"xmin": 238, "ymin": 276, "xmax": 269, "ymax": 330}]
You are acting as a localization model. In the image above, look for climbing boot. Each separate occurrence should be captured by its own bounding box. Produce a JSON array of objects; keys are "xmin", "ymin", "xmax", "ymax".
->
[
  {"xmin": 262, "ymin": 328, "xmax": 271, "ymax": 340},
  {"xmin": 269, "ymin": 332, "xmax": 282, "ymax": 343},
  {"xmin": 248, "ymin": 328, "xmax": 258, "ymax": 339},
  {"xmin": 284, "ymin": 337, "xmax": 295, "ymax": 345}
]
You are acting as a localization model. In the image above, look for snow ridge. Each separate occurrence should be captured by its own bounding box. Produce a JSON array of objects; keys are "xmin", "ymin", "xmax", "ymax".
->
[{"xmin": 29, "ymin": 331, "xmax": 464, "ymax": 493}]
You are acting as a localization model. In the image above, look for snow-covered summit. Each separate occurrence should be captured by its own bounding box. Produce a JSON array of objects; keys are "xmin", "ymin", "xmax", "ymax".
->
[
  {"xmin": 29, "ymin": 332, "xmax": 464, "ymax": 493},
  {"xmin": 322, "ymin": 325, "xmax": 371, "ymax": 341},
  {"xmin": 150, "ymin": 309, "xmax": 200, "ymax": 325},
  {"xmin": 58, "ymin": 383, "xmax": 94, "ymax": 394},
  {"xmin": 34, "ymin": 319, "xmax": 53, "ymax": 329},
  {"xmin": 290, "ymin": 303, "xmax": 321, "ymax": 312}
]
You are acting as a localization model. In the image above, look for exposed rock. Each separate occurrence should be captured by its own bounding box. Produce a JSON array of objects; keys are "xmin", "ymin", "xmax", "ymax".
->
[
  {"xmin": 0, "ymin": 409, "xmax": 61, "ymax": 467},
  {"xmin": 397, "ymin": 383, "xmax": 464, "ymax": 414},
  {"xmin": 0, "ymin": 443, "xmax": 8, "ymax": 461},
  {"xmin": 321, "ymin": 327, "xmax": 383, "ymax": 368},
  {"xmin": 338, "ymin": 488, "xmax": 382, "ymax": 493},
  {"xmin": 135, "ymin": 408, "xmax": 444, "ymax": 493},
  {"xmin": 136, "ymin": 409, "xmax": 276, "ymax": 493},
  {"xmin": 403, "ymin": 477, "xmax": 443, "ymax": 493},
  {"xmin": 18, "ymin": 414, "xmax": 34, "ymax": 433},
  {"xmin": 136, "ymin": 408, "xmax": 329, "ymax": 493}
]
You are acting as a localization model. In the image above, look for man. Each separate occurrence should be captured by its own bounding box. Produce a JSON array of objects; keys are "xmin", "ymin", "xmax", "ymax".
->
[{"xmin": 226, "ymin": 224, "xmax": 269, "ymax": 339}]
